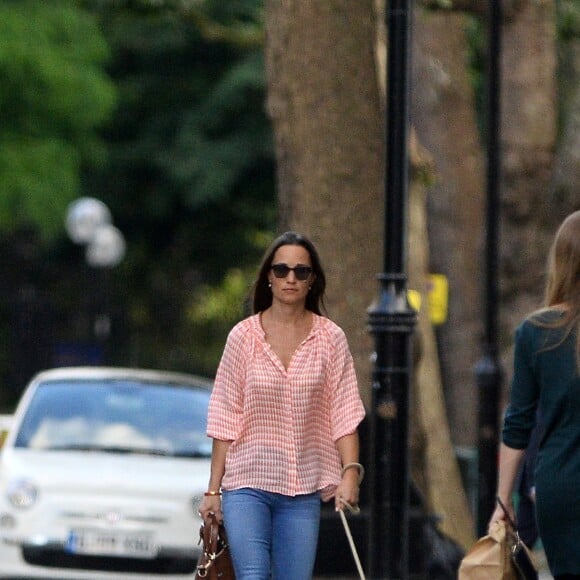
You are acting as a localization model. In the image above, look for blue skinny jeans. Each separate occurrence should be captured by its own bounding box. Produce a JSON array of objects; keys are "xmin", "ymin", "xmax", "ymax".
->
[{"xmin": 222, "ymin": 488, "xmax": 321, "ymax": 580}]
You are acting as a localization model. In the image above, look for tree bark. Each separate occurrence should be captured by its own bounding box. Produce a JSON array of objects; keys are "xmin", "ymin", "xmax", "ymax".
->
[
  {"xmin": 266, "ymin": 0, "xmax": 475, "ymax": 549},
  {"xmin": 498, "ymin": 0, "xmax": 559, "ymax": 368},
  {"xmin": 265, "ymin": 0, "xmax": 383, "ymax": 405},
  {"xmin": 552, "ymin": 18, "xmax": 580, "ymax": 213},
  {"xmin": 407, "ymin": 174, "xmax": 476, "ymax": 549},
  {"xmin": 411, "ymin": 10, "xmax": 486, "ymax": 448}
]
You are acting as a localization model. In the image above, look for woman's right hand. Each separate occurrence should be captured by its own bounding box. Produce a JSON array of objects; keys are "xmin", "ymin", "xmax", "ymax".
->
[
  {"xmin": 198, "ymin": 495, "xmax": 223, "ymax": 523},
  {"xmin": 487, "ymin": 498, "xmax": 513, "ymax": 533}
]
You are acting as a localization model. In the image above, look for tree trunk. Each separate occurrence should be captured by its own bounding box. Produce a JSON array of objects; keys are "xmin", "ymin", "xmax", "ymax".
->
[
  {"xmin": 411, "ymin": 10, "xmax": 486, "ymax": 448},
  {"xmin": 407, "ymin": 175, "xmax": 476, "ymax": 549},
  {"xmin": 265, "ymin": 0, "xmax": 383, "ymax": 405},
  {"xmin": 498, "ymin": 0, "xmax": 560, "ymax": 377},
  {"xmin": 552, "ymin": 14, "xmax": 580, "ymax": 213},
  {"xmin": 265, "ymin": 0, "xmax": 475, "ymax": 550}
]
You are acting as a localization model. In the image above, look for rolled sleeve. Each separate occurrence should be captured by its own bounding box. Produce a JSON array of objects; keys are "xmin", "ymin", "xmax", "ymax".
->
[{"xmin": 502, "ymin": 322, "xmax": 540, "ymax": 449}]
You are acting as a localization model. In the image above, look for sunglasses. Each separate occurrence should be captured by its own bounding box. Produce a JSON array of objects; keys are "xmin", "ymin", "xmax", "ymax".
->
[{"xmin": 271, "ymin": 263, "xmax": 313, "ymax": 281}]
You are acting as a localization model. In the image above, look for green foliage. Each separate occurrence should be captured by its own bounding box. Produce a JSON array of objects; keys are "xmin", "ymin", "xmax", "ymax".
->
[
  {"xmin": 190, "ymin": 268, "xmax": 252, "ymax": 323},
  {"xmin": 166, "ymin": 51, "xmax": 272, "ymax": 207},
  {"xmin": 85, "ymin": 5, "xmax": 271, "ymax": 214},
  {"xmin": 88, "ymin": 0, "xmax": 264, "ymax": 47},
  {"xmin": 0, "ymin": 0, "xmax": 274, "ymax": 394},
  {"xmin": 465, "ymin": 1, "xmax": 579, "ymax": 146},
  {"xmin": 464, "ymin": 15, "xmax": 486, "ymax": 140},
  {"xmin": 0, "ymin": 0, "xmax": 116, "ymax": 238},
  {"xmin": 0, "ymin": 139, "xmax": 79, "ymax": 235},
  {"xmin": 182, "ymin": 267, "xmax": 254, "ymax": 374},
  {"xmin": 558, "ymin": 0, "xmax": 580, "ymax": 40},
  {"xmin": 186, "ymin": 0, "xmax": 264, "ymax": 47},
  {"xmin": 421, "ymin": 0, "xmax": 453, "ymax": 9},
  {"xmin": 77, "ymin": 0, "xmax": 275, "ymax": 375}
]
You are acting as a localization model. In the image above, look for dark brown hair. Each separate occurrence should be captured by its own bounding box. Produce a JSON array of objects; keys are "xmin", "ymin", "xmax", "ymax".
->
[{"xmin": 251, "ymin": 231, "xmax": 326, "ymax": 315}]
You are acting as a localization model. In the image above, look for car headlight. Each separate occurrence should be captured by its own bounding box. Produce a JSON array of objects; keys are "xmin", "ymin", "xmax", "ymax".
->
[{"xmin": 7, "ymin": 479, "xmax": 38, "ymax": 509}]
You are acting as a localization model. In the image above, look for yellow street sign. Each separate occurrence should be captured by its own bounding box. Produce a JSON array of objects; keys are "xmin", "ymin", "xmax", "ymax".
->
[
  {"xmin": 408, "ymin": 274, "xmax": 448, "ymax": 325},
  {"xmin": 427, "ymin": 273, "xmax": 448, "ymax": 325}
]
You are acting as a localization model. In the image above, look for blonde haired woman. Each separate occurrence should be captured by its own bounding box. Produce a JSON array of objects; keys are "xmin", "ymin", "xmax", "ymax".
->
[{"xmin": 489, "ymin": 210, "xmax": 580, "ymax": 578}]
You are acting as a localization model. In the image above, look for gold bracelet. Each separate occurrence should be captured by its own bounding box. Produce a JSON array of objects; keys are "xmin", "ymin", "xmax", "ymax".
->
[
  {"xmin": 341, "ymin": 462, "xmax": 365, "ymax": 485},
  {"xmin": 204, "ymin": 490, "xmax": 222, "ymax": 496}
]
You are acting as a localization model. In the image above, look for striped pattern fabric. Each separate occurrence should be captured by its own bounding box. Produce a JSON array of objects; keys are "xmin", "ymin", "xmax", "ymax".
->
[{"xmin": 207, "ymin": 313, "xmax": 366, "ymax": 501}]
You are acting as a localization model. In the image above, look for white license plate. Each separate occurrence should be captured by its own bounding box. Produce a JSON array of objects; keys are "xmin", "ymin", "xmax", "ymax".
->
[{"xmin": 65, "ymin": 528, "xmax": 157, "ymax": 558}]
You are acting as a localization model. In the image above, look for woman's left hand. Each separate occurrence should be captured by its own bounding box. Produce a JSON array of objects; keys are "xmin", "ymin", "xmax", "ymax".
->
[{"xmin": 335, "ymin": 470, "xmax": 360, "ymax": 511}]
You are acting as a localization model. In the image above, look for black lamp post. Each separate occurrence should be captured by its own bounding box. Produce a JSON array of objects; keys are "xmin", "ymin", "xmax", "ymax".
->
[
  {"xmin": 367, "ymin": 0, "xmax": 416, "ymax": 578},
  {"xmin": 475, "ymin": 0, "xmax": 504, "ymax": 537}
]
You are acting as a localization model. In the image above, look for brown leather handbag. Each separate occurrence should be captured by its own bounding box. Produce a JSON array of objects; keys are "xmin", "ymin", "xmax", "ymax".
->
[{"xmin": 195, "ymin": 513, "xmax": 236, "ymax": 579}]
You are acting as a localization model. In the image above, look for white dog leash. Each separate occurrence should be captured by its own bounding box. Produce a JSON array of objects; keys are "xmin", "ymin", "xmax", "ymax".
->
[{"xmin": 339, "ymin": 501, "xmax": 366, "ymax": 580}]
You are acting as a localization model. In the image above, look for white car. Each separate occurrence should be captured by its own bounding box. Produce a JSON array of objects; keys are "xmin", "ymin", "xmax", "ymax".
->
[
  {"xmin": 0, "ymin": 415, "xmax": 12, "ymax": 448},
  {"xmin": 0, "ymin": 367, "xmax": 213, "ymax": 579}
]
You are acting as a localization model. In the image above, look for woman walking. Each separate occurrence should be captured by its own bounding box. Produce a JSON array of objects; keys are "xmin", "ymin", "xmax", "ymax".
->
[
  {"xmin": 489, "ymin": 210, "xmax": 580, "ymax": 578},
  {"xmin": 198, "ymin": 231, "xmax": 366, "ymax": 580}
]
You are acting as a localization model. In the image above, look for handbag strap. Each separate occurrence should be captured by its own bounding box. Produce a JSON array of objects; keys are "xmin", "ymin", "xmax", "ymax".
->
[
  {"xmin": 495, "ymin": 496, "xmax": 525, "ymax": 552},
  {"xmin": 338, "ymin": 501, "xmax": 366, "ymax": 580},
  {"xmin": 197, "ymin": 514, "xmax": 228, "ymax": 577},
  {"xmin": 202, "ymin": 514, "xmax": 221, "ymax": 553},
  {"xmin": 495, "ymin": 496, "xmax": 519, "ymax": 531}
]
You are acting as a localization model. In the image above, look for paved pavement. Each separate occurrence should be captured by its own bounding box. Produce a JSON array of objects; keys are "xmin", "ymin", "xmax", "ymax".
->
[
  {"xmin": 534, "ymin": 548, "xmax": 553, "ymax": 580},
  {"xmin": 313, "ymin": 547, "xmax": 553, "ymax": 580}
]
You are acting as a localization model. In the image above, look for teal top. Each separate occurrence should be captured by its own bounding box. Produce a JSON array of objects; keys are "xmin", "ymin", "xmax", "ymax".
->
[{"xmin": 502, "ymin": 310, "xmax": 580, "ymax": 575}]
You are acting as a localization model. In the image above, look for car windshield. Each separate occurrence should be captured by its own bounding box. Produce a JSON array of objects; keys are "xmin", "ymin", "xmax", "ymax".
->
[{"xmin": 14, "ymin": 380, "xmax": 212, "ymax": 458}]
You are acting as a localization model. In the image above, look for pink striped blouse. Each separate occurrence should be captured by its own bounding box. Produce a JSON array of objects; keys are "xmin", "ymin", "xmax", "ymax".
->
[{"xmin": 207, "ymin": 313, "xmax": 366, "ymax": 501}]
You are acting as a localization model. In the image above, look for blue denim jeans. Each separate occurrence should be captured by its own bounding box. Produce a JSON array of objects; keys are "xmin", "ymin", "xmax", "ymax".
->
[{"xmin": 222, "ymin": 488, "xmax": 321, "ymax": 580}]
